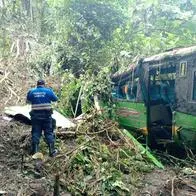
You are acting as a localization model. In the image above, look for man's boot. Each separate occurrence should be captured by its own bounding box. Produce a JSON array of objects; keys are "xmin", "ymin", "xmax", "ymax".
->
[
  {"xmin": 31, "ymin": 143, "xmax": 39, "ymax": 155},
  {"xmin": 48, "ymin": 143, "xmax": 58, "ymax": 157}
]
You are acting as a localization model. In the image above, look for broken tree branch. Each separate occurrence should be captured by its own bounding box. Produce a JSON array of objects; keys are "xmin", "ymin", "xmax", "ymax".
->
[{"xmin": 0, "ymin": 71, "xmax": 10, "ymax": 84}]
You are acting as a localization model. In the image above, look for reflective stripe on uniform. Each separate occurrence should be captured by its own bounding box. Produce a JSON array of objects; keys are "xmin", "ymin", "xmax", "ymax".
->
[{"xmin": 31, "ymin": 103, "xmax": 52, "ymax": 110}]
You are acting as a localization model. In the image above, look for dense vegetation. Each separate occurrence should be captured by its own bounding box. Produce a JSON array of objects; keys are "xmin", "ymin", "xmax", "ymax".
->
[
  {"xmin": 0, "ymin": 0, "xmax": 196, "ymax": 114},
  {"xmin": 0, "ymin": 1, "xmax": 196, "ymax": 195}
]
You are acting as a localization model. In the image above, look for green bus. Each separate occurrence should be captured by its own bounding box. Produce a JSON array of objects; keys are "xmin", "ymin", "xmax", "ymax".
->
[{"xmin": 112, "ymin": 46, "xmax": 196, "ymax": 150}]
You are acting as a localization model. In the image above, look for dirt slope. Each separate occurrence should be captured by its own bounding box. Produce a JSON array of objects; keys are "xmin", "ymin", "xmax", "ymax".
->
[
  {"xmin": 0, "ymin": 59, "xmax": 36, "ymax": 113},
  {"xmin": 0, "ymin": 116, "xmax": 53, "ymax": 195},
  {"xmin": 140, "ymin": 168, "xmax": 196, "ymax": 195}
]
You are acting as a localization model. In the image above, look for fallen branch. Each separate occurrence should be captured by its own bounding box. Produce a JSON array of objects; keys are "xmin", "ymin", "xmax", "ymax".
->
[
  {"xmin": 7, "ymin": 85, "xmax": 20, "ymax": 103},
  {"xmin": 178, "ymin": 177, "xmax": 196, "ymax": 191},
  {"xmin": 46, "ymin": 137, "xmax": 96, "ymax": 162},
  {"xmin": 17, "ymin": 187, "xmax": 23, "ymax": 196},
  {"xmin": 106, "ymin": 130, "xmax": 118, "ymax": 145},
  {"xmin": 0, "ymin": 71, "xmax": 10, "ymax": 84},
  {"xmin": 56, "ymin": 131, "xmax": 76, "ymax": 136},
  {"xmin": 171, "ymin": 177, "xmax": 176, "ymax": 196},
  {"xmin": 4, "ymin": 87, "xmax": 12, "ymax": 105},
  {"xmin": 53, "ymin": 174, "xmax": 60, "ymax": 196}
]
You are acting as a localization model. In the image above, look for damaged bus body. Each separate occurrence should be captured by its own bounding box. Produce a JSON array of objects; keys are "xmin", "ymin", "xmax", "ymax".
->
[{"xmin": 112, "ymin": 46, "xmax": 196, "ymax": 150}]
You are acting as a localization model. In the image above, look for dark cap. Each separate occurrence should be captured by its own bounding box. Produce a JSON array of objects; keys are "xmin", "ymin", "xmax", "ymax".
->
[{"xmin": 37, "ymin": 79, "xmax": 45, "ymax": 86}]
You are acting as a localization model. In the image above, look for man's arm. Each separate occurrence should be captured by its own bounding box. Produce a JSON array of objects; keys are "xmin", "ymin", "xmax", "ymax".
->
[
  {"xmin": 26, "ymin": 90, "xmax": 32, "ymax": 103},
  {"xmin": 49, "ymin": 89, "xmax": 58, "ymax": 102}
]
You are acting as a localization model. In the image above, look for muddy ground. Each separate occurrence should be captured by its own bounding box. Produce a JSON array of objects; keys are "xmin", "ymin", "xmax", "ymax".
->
[{"xmin": 0, "ymin": 115, "xmax": 195, "ymax": 196}]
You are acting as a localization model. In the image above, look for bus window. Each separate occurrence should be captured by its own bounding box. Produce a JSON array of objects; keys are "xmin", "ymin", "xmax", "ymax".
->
[
  {"xmin": 111, "ymin": 86, "xmax": 118, "ymax": 99},
  {"xmin": 192, "ymin": 71, "xmax": 196, "ymax": 100},
  {"xmin": 111, "ymin": 84, "xmax": 126, "ymax": 99},
  {"xmin": 119, "ymin": 85, "xmax": 126, "ymax": 99},
  {"xmin": 112, "ymin": 81, "xmax": 138, "ymax": 101},
  {"xmin": 118, "ymin": 79, "xmax": 138, "ymax": 101},
  {"xmin": 112, "ymin": 73, "xmax": 138, "ymax": 101},
  {"xmin": 149, "ymin": 65, "xmax": 176, "ymax": 104},
  {"xmin": 127, "ymin": 81, "xmax": 138, "ymax": 101}
]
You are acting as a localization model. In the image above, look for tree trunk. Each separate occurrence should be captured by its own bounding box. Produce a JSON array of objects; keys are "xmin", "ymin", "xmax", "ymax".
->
[{"xmin": 0, "ymin": 0, "xmax": 5, "ymax": 8}]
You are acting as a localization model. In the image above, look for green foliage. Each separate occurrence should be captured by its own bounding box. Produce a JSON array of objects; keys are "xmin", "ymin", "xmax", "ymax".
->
[
  {"xmin": 58, "ymin": 71, "xmax": 81, "ymax": 116},
  {"xmin": 58, "ymin": 66, "xmax": 114, "ymax": 115},
  {"xmin": 41, "ymin": 115, "xmax": 154, "ymax": 195}
]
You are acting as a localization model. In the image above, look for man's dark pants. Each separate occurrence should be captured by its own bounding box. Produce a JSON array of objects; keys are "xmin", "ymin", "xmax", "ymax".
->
[
  {"xmin": 31, "ymin": 117, "xmax": 54, "ymax": 145},
  {"xmin": 30, "ymin": 110, "xmax": 55, "ymax": 153}
]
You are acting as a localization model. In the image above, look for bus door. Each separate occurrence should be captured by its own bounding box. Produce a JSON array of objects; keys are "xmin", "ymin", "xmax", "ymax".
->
[{"xmin": 148, "ymin": 63, "xmax": 176, "ymax": 145}]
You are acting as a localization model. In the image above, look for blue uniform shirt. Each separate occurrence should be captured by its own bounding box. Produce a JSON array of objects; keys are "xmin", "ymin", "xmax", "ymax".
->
[{"xmin": 27, "ymin": 86, "xmax": 58, "ymax": 110}]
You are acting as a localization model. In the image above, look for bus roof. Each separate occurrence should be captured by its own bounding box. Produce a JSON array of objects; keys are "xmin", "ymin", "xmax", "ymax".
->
[
  {"xmin": 143, "ymin": 45, "xmax": 196, "ymax": 63},
  {"xmin": 112, "ymin": 45, "xmax": 196, "ymax": 80}
]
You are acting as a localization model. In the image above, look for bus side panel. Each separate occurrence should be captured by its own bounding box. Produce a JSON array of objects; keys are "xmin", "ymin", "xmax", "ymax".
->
[
  {"xmin": 174, "ymin": 112, "xmax": 196, "ymax": 149},
  {"xmin": 114, "ymin": 101, "xmax": 147, "ymax": 133}
]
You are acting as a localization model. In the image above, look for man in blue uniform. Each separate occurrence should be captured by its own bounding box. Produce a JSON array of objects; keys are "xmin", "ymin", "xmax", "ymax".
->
[{"xmin": 27, "ymin": 79, "xmax": 58, "ymax": 157}]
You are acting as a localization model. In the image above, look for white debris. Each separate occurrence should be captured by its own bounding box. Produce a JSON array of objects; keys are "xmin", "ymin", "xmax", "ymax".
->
[
  {"xmin": 2, "ymin": 116, "xmax": 12, "ymax": 121},
  {"xmin": 0, "ymin": 191, "xmax": 7, "ymax": 194},
  {"xmin": 4, "ymin": 105, "xmax": 75, "ymax": 128}
]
